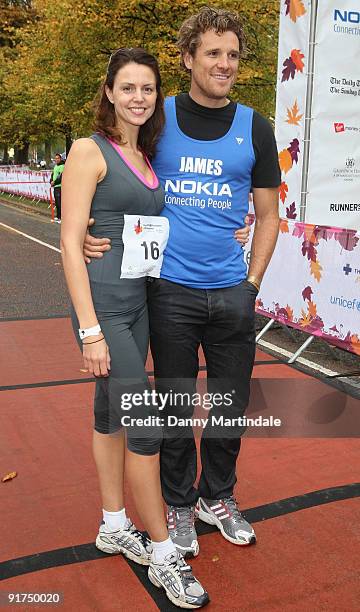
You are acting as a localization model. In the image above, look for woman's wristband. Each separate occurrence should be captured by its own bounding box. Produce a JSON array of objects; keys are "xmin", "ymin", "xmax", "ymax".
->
[{"xmin": 78, "ymin": 324, "xmax": 101, "ymax": 340}]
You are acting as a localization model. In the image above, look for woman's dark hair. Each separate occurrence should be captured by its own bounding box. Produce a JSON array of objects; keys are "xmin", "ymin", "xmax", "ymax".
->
[{"xmin": 94, "ymin": 48, "xmax": 165, "ymax": 158}]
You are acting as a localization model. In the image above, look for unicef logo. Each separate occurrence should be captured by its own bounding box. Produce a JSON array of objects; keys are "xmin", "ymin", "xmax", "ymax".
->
[{"xmin": 330, "ymin": 295, "xmax": 360, "ymax": 311}]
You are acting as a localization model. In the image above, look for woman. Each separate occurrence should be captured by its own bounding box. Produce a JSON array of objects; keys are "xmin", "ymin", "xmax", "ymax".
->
[{"xmin": 61, "ymin": 48, "xmax": 209, "ymax": 609}]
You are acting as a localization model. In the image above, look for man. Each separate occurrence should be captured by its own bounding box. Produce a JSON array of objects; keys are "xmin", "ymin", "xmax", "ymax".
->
[
  {"xmin": 50, "ymin": 153, "xmax": 65, "ymax": 223},
  {"xmin": 84, "ymin": 6, "xmax": 280, "ymax": 558}
]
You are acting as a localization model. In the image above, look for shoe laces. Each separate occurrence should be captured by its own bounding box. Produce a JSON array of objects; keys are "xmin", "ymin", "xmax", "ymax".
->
[
  {"xmin": 126, "ymin": 520, "xmax": 151, "ymax": 549},
  {"xmin": 222, "ymin": 496, "xmax": 245, "ymax": 524},
  {"xmin": 168, "ymin": 552, "xmax": 194, "ymax": 582},
  {"xmin": 168, "ymin": 506, "xmax": 195, "ymax": 536}
]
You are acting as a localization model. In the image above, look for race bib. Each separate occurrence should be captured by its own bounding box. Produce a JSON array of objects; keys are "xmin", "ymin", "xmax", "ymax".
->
[{"xmin": 120, "ymin": 214, "xmax": 170, "ymax": 279}]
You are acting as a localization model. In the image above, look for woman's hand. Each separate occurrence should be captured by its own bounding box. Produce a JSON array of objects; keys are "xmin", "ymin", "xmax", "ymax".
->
[{"xmin": 82, "ymin": 336, "xmax": 111, "ymax": 377}]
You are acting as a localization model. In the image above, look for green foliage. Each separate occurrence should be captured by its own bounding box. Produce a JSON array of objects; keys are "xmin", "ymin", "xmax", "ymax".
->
[{"xmin": 0, "ymin": 0, "xmax": 279, "ymax": 150}]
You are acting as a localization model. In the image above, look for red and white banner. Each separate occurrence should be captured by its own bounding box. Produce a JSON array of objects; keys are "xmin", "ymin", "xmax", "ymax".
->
[{"xmin": 0, "ymin": 167, "xmax": 51, "ymax": 201}]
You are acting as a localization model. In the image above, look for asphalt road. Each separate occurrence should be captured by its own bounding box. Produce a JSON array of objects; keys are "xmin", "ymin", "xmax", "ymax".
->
[{"xmin": 0, "ymin": 201, "xmax": 69, "ymax": 319}]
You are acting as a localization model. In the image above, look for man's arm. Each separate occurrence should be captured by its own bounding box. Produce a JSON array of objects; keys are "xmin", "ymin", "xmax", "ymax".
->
[
  {"xmin": 247, "ymin": 187, "xmax": 279, "ymax": 289},
  {"xmin": 82, "ymin": 217, "xmax": 251, "ymax": 263}
]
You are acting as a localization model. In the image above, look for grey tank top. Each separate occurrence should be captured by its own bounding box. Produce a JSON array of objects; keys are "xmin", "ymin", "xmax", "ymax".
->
[
  {"xmin": 83, "ymin": 134, "xmax": 165, "ymax": 316},
  {"xmin": 89, "ymin": 133, "xmax": 164, "ymax": 247}
]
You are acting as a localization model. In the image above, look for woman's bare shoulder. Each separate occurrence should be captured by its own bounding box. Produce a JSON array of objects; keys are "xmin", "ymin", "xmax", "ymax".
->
[
  {"xmin": 65, "ymin": 138, "xmax": 106, "ymax": 179},
  {"xmin": 67, "ymin": 137, "xmax": 102, "ymax": 158}
]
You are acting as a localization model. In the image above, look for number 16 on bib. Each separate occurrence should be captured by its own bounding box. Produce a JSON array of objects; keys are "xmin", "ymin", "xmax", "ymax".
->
[{"xmin": 120, "ymin": 214, "xmax": 170, "ymax": 279}]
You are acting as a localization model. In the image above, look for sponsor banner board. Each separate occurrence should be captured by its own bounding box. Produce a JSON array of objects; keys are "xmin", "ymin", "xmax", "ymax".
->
[
  {"xmin": 306, "ymin": 1, "xmax": 360, "ymax": 230},
  {"xmin": 265, "ymin": 1, "xmax": 359, "ymax": 353}
]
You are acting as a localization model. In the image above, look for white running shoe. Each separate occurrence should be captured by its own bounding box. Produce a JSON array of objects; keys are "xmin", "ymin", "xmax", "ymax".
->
[
  {"xmin": 95, "ymin": 519, "xmax": 152, "ymax": 565},
  {"xmin": 148, "ymin": 550, "xmax": 209, "ymax": 609}
]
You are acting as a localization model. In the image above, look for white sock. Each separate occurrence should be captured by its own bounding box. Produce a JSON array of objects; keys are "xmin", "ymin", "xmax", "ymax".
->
[
  {"xmin": 151, "ymin": 537, "xmax": 177, "ymax": 563},
  {"xmin": 103, "ymin": 508, "xmax": 127, "ymax": 532}
]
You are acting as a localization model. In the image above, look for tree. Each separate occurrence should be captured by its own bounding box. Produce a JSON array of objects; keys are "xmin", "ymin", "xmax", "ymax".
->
[
  {"xmin": 0, "ymin": 0, "xmax": 36, "ymax": 49},
  {"xmin": 0, "ymin": 0, "xmax": 280, "ymax": 157},
  {"xmin": 0, "ymin": 0, "xmax": 37, "ymax": 161}
]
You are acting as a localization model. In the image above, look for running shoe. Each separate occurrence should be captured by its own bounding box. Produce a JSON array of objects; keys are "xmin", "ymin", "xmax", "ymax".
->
[
  {"xmin": 95, "ymin": 519, "xmax": 152, "ymax": 565},
  {"xmin": 148, "ymin": 550, "xmax": 209, "ymax": 609},
  {"xmin": 195, "ymin": 496, "xmax": 256, "ymax": 545},
  {"xmin": 167, "ymin": 505, "xmax": 199, "ymax": 557}
]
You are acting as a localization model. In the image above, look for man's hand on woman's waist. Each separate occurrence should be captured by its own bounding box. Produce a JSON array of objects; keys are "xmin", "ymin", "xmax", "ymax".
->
[{"xmin": 83, "ymin": 218, "xmax": 111, "ymax": 263}]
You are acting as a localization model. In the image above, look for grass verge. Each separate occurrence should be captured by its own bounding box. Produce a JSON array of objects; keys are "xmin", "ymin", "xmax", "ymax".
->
[{"xmin": 0, "ymin": 191, "xmax": 52, "ymax": 217}]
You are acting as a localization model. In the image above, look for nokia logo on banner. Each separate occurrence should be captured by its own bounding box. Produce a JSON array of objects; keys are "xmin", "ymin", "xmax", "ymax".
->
[{"xmin": 334, "ymin": 10, "xmax": 360, "ymax": 23}]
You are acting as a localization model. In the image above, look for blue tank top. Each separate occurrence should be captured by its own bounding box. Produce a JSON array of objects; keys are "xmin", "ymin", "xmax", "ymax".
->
[{"xmin": 152, "ymin": 96, "xmax": 255, "ymax": 288}]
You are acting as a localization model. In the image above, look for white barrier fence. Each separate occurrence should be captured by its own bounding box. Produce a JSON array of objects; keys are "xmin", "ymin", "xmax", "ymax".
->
[{"xmin": 0, "ymin": 167, "xmax": 51, "ymax": 201}]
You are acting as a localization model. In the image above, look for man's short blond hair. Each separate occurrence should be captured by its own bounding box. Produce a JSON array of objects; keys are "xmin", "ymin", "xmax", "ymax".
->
[{"xmin": 177, "ymin": 6, "xmax": 246, "ymax": 71}]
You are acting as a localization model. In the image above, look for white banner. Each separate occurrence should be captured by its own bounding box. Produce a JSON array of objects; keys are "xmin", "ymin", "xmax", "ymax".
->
[
  {"xmin": 0, "ymin": 167, "xmax": 51, "ymax": 200},
  {"xmin": 306, "ymin": 1, "xmax": 360, "ymax": 230},
  {"xmin": 275, "ymin": 0, "xmax": 310, "ymax": 220},
  {"xmin": 245, "ymin": 219, "xmax": 360, "ymax": 356}
]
